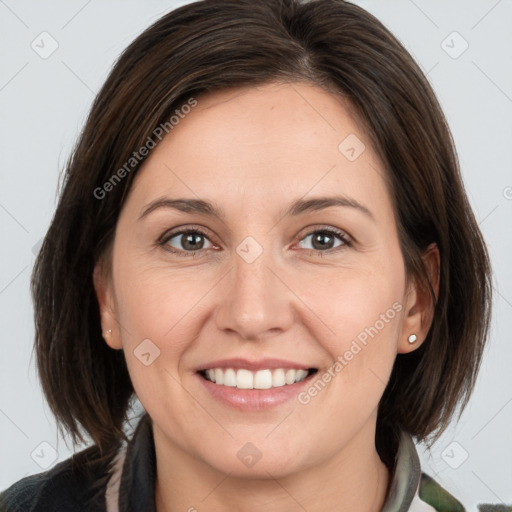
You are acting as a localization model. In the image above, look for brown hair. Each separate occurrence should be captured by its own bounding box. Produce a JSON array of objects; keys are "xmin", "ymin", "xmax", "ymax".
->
[{"xmin": 32, "ymin": 0, "xmax": 492, "ymax": 471}]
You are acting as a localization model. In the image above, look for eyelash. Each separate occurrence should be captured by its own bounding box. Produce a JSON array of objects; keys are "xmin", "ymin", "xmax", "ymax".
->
[{"xmin": 158, "ymin": 226, "xmax": 352, "ymax": 258}]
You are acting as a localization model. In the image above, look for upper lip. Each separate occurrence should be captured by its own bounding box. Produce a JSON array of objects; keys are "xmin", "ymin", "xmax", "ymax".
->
[{"xmin": 196, "ymin": 358, "xmax": 316, "ymax": 372}]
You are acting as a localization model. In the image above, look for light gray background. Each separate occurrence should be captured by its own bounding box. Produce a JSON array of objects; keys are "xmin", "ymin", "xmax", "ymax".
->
[{"xmin": 1, "ymin": 0, "xmax": 511, "ymax": 509}]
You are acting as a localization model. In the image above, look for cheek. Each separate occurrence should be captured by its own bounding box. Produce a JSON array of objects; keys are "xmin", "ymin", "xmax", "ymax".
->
[
  {"xmin": 113, "ymin": 251, "xmax": 210, "ymax": 345},
  {"xmin": 291, "ymin": 270, "xmax": 403, "ymax": 422},
  {"xmin": 293, "ymin": 266, "xmax": 405, "ymax": 422},
  {"xmin": 108, "ymin": 254, "xmax": 189, "ymax": 402},
  {"xmin": 110, "ymin": 259, "xmax": 209, "ymax": 423},
  {"xmin": 300, "ymin": 264, "xmax": 404, "ymax": 353}
]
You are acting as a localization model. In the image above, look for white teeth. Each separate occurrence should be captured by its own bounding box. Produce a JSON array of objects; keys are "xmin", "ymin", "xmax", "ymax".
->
[
  {"xmin": 272, "ymin": 368, "xmax": 286, "ymax": 387},
  {"xmin": 236, "ymin": 369, "xmax": 253, "ymax": 389},
  {"xmin": 295, "ymin": 369, "xmax": 308, "ymax": 382},
  {"xmin": 254, "ymin": 369, "xmax": 272, "ymax": 389},
  {"xmin": 285, "ymin": 369, "xmax": 296, "ymax": 385},
  {"xmin": 203, "ymin": 367, "xmax": 311, "ymax": 389},
  {"xmin": 223, "ymin": 368, "xmax": 237, "ymax": 387}
]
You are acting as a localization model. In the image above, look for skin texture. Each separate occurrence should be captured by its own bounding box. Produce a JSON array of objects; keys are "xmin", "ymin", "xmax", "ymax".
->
[{"xmin": 94, "ymin": 82, "xmax": 439, "ymax": 512}]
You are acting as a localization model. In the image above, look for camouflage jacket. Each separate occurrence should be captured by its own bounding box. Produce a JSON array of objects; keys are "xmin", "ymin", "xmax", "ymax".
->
[{"xmin": 382, "ymin": 430, "xmax": 464, "ymax": 511}]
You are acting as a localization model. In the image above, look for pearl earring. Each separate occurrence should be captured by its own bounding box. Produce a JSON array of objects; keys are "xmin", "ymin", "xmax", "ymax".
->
[
  {"xmin": 408, "ymin": 334, "xmax": 417, "ymax": 344},
  {"xmin": 103, "ymin": 329, "xmax": 112, "ymax": 338}
]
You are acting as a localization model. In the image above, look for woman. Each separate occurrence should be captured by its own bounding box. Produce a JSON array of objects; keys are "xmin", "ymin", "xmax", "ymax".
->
[{"xmin": 0, "ymin": 0, "xmax": 492, "ymax": 510}]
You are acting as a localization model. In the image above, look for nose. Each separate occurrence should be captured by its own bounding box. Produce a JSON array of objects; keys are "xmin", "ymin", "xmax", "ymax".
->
[{"xmin": 214, "ymin": 240, "xmax": 295, "ymax": 342}]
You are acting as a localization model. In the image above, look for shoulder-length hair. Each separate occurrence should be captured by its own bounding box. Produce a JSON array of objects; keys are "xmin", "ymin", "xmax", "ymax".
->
[{"xmin": 32, "ymin": 0, "xmax": 492, "ymax": 470}]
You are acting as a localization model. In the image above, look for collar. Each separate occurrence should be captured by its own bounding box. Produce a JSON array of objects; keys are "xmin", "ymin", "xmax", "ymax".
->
[{"xmin": 105, "ymin": 413, "xmax": 423, "ymax": 512}]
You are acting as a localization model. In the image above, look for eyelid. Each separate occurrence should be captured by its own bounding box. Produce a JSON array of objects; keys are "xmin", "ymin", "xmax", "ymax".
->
[
  {"xmin": 295, "ymin": 224, "xmax": 352, "ymax": 243},
  {"xmin": 158, "ymin": 224, "xmax": 217, "ymax": 244}
]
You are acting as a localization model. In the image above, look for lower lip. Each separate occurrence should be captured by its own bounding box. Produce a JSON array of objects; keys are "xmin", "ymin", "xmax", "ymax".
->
[{"xmin": 197, "ymin": 372, "xmax": 314, "ymax": 410}]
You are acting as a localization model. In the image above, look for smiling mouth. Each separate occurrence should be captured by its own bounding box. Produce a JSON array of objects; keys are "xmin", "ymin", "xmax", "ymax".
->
[{"xmin": 198, "ymin": 367, "xmax": 318, "ymax": 389}]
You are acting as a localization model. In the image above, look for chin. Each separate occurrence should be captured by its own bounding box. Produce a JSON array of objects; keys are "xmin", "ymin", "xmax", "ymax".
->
[
  {"xmin": 194, "ymin": 438, "xmax": 311, "ymax": 480},
  {"xmin": 208, "ymin": 456, "xmax": 304, "ymax": 480}
]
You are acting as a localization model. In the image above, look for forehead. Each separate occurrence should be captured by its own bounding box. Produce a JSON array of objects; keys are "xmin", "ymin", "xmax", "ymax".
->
[
  {"xmin": 167, "ymin": 81, "xmax": 367, "ymax": 160},
  {"xmin": 128, "ymin": 81, "xmax": 391, "ymax": 218}
]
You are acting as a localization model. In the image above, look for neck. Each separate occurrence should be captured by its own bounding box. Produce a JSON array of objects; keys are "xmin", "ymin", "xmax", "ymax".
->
[{"xmin": 153, "ymin": 423, "xmax": 390, "ymax": 512}]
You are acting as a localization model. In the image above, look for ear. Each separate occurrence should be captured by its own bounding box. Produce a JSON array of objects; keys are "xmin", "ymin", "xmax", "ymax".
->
[
  {"xmin": 398, "ymin": 242, "xmax": 440, "ymax": 354},
  {"xmin": 93, "ymin": 257, "xmax": 123, "ymax": 350}
]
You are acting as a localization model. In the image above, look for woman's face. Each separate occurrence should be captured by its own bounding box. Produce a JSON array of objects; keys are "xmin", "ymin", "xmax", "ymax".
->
[{"xmin": 96, "ymin": 81, "xmax": 429, "ymax": 478}]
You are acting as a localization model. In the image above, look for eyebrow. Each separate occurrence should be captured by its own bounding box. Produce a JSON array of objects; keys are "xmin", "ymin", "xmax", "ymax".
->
[{"xmin": 138, "ymin": 195, "xmax": 374, "ymax": 222}]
